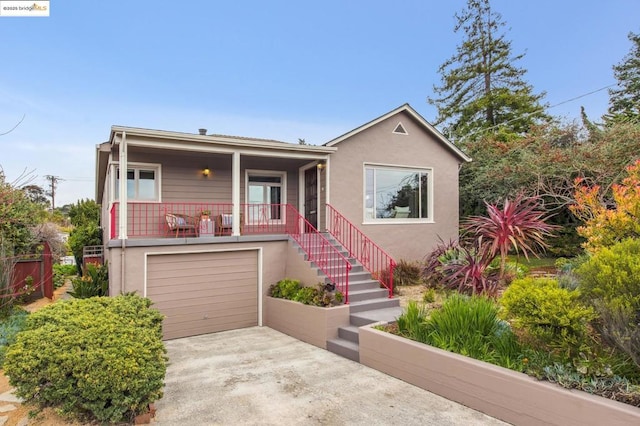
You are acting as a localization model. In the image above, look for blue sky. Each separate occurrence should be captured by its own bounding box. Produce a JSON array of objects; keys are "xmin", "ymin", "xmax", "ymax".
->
[{"xmin": 1, "ymin": 0, "xmax": 638, "ymax": 206}]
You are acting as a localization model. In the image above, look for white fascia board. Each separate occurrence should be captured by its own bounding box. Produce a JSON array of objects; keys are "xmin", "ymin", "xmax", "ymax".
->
[{"xmin": 110, "ymin": 126, "xmax": 336, "ymax": 155}]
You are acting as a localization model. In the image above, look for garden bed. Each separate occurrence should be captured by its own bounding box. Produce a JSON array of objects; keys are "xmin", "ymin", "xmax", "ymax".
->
[
  {"xmin": 359, "ymin": 324, "xmax": 640, "ymax": 426},
  {"xmin": 264, "ymin": 296, "xmax": 349, "ymax": 349}
]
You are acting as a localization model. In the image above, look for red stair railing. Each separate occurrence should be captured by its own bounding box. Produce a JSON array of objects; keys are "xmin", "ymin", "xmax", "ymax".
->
[
  {"xmin": 326, "ymin": 204, "xmax": 395, "ymax": 298},
  {"xmin": 284, "ymin": 205, "xmax": 352, "ymax": 304}
]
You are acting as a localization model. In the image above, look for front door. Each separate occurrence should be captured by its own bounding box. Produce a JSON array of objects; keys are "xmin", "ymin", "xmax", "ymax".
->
[{"xmin": 304, "ymin": 167, "xmax": 318, "ymax": 229}]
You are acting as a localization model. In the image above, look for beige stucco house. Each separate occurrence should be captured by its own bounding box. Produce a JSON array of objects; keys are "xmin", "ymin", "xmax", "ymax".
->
[{"xmin": 95, "ymin": 104, "xmax": 470, "ymax": 340}]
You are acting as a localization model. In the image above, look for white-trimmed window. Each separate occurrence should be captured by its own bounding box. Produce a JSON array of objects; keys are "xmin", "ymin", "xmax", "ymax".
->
[
  {"xmin": 364, "ymin": 165, "xmax": 431, "ymax": 221},
  {"xmin": 114, "ymin": 164, "xmax": 160, "ymax": 201},
  {"xmin": 245, "ymin": 170, "xmax": 286, "ymax": 222}
]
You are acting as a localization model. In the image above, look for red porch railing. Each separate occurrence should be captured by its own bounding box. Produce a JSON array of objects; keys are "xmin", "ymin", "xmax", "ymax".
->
[
  {"xmin": 109, "ymin": 202, "xmax": 295, "ymax": 238},
  {"xmin": 284, "ymin": 205, "xmax": 352, "ymax": 304},
  {"xmin": 326, "ymin": 204, "xmax": 395, "ymax": 298}
]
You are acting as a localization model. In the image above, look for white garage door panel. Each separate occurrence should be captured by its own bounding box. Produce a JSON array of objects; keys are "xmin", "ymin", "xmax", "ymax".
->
[{"xmin": 147, "ymin": 250, "xmax": 258, "ymax": 340}]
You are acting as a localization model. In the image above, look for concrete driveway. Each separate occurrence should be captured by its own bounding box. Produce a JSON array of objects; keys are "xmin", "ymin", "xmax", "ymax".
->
[{"xmin": 154, "ymin": 327, "xmax": 508, "ymax": 425}]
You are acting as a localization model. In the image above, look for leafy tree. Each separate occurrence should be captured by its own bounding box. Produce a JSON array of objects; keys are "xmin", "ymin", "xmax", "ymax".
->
[
  {"xmin": 458, "ymin": 120, "xmax": 640, "ymax": 252},
  {"xmin": 0, "ymin": 171, "xmax": 40, "ymax": 255},
  {"xmin": 428, "ymin": 0, "xmax": 548, "ymax": 141},
  {"xmin": 21, "ymin": 184, "xmax": 50, "ymax": 207},
  {"xmin": 68, "ymin": 199, "xmax": 100, "ymax": 227},
  {"xmin": 606, "ymin": 31, "xmax": 640, "ymax": 125},
  {"xmin": 67, "ymin": 200, "xmax": 102, "ymax": 269}
]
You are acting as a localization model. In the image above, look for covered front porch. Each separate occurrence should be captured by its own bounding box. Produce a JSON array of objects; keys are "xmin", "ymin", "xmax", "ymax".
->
[{"xmin": 98, "ymin": 126, "xmax": 335, "ymax": 242}]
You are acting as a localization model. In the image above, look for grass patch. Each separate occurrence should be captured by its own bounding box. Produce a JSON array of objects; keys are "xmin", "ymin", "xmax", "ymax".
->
[{"xmin": 507, "ymin": 255, "xmax": 557, "ymax": 270}]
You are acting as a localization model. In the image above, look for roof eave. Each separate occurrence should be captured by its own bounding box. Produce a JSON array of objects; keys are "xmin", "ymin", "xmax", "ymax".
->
[{"xmin": 109, "ymin": 126, "xmax": 336, "ymax": 154}]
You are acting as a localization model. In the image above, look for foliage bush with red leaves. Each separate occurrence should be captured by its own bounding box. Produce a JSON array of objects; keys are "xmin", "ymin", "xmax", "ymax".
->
[{"xmin": 424, "ymin": 196, "xmax": 557, "ymax": 296}]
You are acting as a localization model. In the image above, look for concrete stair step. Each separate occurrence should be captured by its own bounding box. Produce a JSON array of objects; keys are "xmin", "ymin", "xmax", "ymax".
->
[
  {"xmin": 346, "ymin": 280, "xmax": 380, "ymax": 291},
  {"xmin": 324, "ymin": 271, "xmax": 372, "ymax": 284},
  {"xmin": 349, "ymin": 297, "xmax": 400, "ymax": 313},
  {"xmin": 300, "ymin": 247, "xmax": 350, "ymax": 258},
  {"xmin": 350, "ymin": 307, "xmax": 404, "ymax": 327},
  {"xmin": 326, "ymin": 338, "xmax": 359, "ymax": 362},
  {"xmin": 338, "ymin": 325, "xmax": 360, "ymax": 344},
  {"xmin": 314, "ymin": 263, "xmax": 363, "ymax": 274},
  {"xmin": 348, "ymin": 288, "xmax": 390, "ymax": 302}
]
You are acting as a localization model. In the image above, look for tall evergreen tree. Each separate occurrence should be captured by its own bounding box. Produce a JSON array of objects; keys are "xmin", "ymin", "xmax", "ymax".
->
[
  {"xmin": 606, "ymin": 31, "xmax": 640, "ymax": 125},
  {"xmin": 428, "ymin": 0, "xmax": 548, "ymax": 142}
]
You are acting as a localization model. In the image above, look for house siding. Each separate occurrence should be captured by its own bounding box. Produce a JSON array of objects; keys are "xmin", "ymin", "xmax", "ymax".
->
[
  {"xmin": 118, "ymin": 149, "xmax": 303, "ymax": 207},
  {"xmin": 328, "ymin": 110, "xmax": 462, "ymax": 262}
]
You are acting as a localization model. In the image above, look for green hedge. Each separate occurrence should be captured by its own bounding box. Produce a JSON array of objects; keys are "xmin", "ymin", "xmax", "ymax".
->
[
  {"xmin": 500, "ymin": 277, "xmax": 596, "ymax": 359},
  {"xmin": 4, "ymin": 295, "xmax": 166, "ymax": 424}
]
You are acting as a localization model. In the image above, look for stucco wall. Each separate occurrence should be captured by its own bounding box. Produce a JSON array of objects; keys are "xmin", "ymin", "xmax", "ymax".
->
[
  {"xmin": 360, "ymin": 325, "xmax": 640, "ymax": 426},
  {"xmin": 284, "ymin": 240, "xmax": 324, "ymax": 287},
  {"xmin": 328, "ymin": 111, "xmax": 463, "ymax": 262}
]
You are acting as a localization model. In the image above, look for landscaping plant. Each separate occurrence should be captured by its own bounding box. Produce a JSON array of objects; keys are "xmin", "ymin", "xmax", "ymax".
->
[
  {"xmin": 423, "ymin": 196, "xmax": 557, "ymax": 296},
  {"xmin": 268, "ymin": 279, "xmax": 344, "ymax": 307},
  {"xmin": 392, "ymin": 260, "xmax": 423, "ymax": 287},
  {"xmin": 577, "ymin": 238, "xmax": 640, "ymax": 368},
  {"xmin": 68, "ymin": 262, "xmax": 108, "ymax": 298},
  {"xmin": 570, "ymin": 159, "xmax": 640, "ymax": 253},
  {"xmin": 423, "ymin": 238, "xmax": 500, "ymax": 296},
  {"xmin": 500, "ymin": 277, "xmax": 596, "ymax": 360},
  {"xmin": 4, "ymin": 295, "xmax": 166, "ymax": 423},
  {"xmin": 396, "ymin": 295, "xmax": 522, "ymax": 369},
  {"xmin": 53, "ymin": 263, "xmax": 77, "ymax": 289},
  {"xmin": 463, "ymin": 194, "xmax": 558, "ymax": 282}
]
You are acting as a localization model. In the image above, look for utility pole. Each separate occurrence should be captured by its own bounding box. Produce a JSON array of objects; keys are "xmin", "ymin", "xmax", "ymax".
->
[{"xmin": 45, "ymin": 175, "xmax": 62, "ymax": 209}]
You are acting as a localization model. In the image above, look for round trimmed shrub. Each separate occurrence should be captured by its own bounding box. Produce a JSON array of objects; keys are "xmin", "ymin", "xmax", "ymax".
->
[
  {"xmin": 500, "ymin": 277, "xmax": 596, "ymax": 358},
  {"xmin": 4, "ymin": 295, "xmax": 167, "ymax": 424}
]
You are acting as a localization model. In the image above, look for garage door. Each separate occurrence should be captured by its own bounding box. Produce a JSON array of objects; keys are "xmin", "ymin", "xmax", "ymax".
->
[{"xmin": 147, "ymin": 250, "xmax": 258, "ymax": 340}]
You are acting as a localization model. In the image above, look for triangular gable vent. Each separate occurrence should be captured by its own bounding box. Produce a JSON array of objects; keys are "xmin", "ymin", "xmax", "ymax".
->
[{"xmin": 393, "ymin": 122, "xmax": 408, "ymax": 135}]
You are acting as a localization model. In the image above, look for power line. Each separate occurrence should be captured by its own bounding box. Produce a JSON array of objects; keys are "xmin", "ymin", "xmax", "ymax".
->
[
  {"xmin": 458, "ymin": 83, "xmax": 618, "ymax": 141},
  {"xmin": 546, "ymin": 83, "xmax": 617, "ymax": 111}
]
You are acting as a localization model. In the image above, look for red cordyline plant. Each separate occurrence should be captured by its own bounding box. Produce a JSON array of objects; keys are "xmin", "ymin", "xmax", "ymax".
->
[
  {"xmin": 423, "ymin": 238, "xmax": 501, "ymax": 297},
  {"xmin": 463, "ymin": 195, "xmax": 559, "ymax": 282}
]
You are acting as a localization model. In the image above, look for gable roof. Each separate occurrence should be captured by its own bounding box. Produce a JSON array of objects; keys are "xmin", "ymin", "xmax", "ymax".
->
[{"xmin": 324, "ymin": 104, "xmax": 471, "ymax": 162}]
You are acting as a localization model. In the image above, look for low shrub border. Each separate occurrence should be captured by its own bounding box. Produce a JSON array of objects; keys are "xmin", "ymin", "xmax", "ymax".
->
[
  {"xmin": 359, "ymin": 324, "xmax": 640, "ymax": 426},
  {"xmin": 265, "ymin": 297, "xmax": 349, "ymax": 349}
]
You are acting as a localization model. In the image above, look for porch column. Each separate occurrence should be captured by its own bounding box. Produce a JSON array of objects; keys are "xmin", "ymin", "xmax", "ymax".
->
[
  {"xmin": 232, "ymin": 151, "xmax": 241, "ymax": 236},
  {"xmin": 118, "ymin": 131, "xmax": 128, "ymax": 239}
]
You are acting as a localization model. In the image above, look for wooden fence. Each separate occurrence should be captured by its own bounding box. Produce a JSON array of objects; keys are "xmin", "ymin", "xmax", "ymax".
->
[{"xmin": 5, "ymin": 241, "xmax": 54, "ymax": 301}]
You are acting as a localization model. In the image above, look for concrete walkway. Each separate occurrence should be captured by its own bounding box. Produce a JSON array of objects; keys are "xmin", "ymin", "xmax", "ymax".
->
[{"xmin": 154, "ymin": 327, "xmax": 508, "ymax": 425}]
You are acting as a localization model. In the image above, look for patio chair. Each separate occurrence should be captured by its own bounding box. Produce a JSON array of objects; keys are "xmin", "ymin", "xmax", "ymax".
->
[
  {"xmin": 216, "ymin": 213, "xmax": 243, "ymax": 236},
  {"xmin": 165, "ymin": 213, "xmax": 198, "ymax": 237}
]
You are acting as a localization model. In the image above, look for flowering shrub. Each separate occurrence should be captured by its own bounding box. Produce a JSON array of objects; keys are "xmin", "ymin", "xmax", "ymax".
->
[
  {"xmin": 570, "ymin": 159, "xmax": 640, "ymax": 253},
  {"xmin": 68, "ymin": 263, "xmax": 108, "ymax": 298}
]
